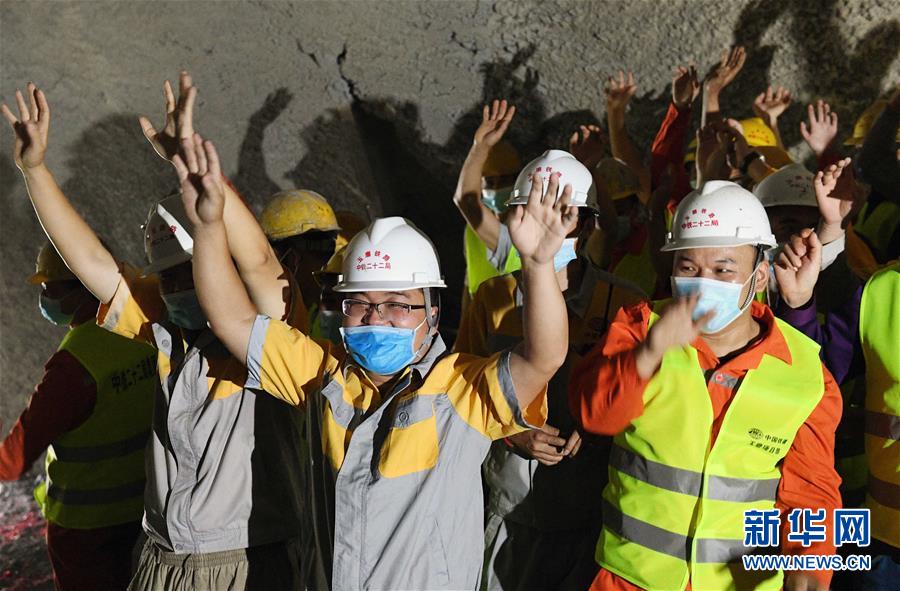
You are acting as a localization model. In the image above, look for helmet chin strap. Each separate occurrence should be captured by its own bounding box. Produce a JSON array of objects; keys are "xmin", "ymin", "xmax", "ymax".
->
[
  {"xmin": 411, "ymin": 288, "xmax": 441, "ymax": 362},
  {"xmin": 739, "ymin": 246, "xmax": 766, "ymax": 311}
]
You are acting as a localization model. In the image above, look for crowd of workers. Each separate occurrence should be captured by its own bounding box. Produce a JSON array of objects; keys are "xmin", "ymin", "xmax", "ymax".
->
[{"xmin": 0, "ymin": 43, "xmax": 897, "ymax": 591}]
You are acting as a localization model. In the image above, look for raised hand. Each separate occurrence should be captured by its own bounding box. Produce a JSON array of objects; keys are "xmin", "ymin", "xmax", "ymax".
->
[
  {"xmin": 507, "ymin": 172, "xmax": 578, "ymax": 266},
  {"xmin": 651, "ymin": 294, "xmax": 714, "ymax": 352},
  {"xmin": 605, "ymin": 70, "xmax": 637, "ymax": 113},
  {"xmin": 775, "ymin": 229, "xmax": 823, "ymax": 309},
  {"xmin": 473, "ymin": 99, "xmax": 515, "ymax": 152},
  {"xmin": 1, "ymin": 83, "xmax": 50, "ymax": 170},
  {"xmin": 139, "ymin": 71, "xmax": 198, "ymax": 162},
  {"xmin": 672, "ymin": 65, "xmax": 700, "ymax": 110},
  {"xmin": 799, "ymin": 100, "xmax": 838, "ymax": 157},
  {"xmin": 172, "ymin": 133, "xmax": 225, "ymax": 226},
  {"xmin": 815, "ymin": 158, "xmax": 853, "ymax": 226},
  {"xmin": 704, "ymin": 46, "xmax": 746, "ymax": 96},
  {"xmin": 568, "ymin": 124, "xmax": 607, "ymax": 169},
  {"xmin": 753, "ymin": 85, "xmax": 792, "ymax": 126}
]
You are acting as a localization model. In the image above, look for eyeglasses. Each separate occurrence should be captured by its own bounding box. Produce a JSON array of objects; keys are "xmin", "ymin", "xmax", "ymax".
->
[{"xmin": 341, "ymin": 299, "xmax": 426, "ymax": 321}]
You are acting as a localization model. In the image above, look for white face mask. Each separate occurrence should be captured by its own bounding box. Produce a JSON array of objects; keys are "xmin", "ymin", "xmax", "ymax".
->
[{"xmin": 671, "ymin": 268, "xmax": 758, "ymax": 334}]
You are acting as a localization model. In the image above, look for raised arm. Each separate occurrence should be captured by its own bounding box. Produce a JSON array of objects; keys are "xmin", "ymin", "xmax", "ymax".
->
[
  {"xmin": 452, "ymin": 99, "xmax": 515, "ymax": 251},
  {"xmin": 752, "ymin": 85, "xmax": 792, "ymax": 149},
  {"xmin": 701, "ymin": 46, "xmax": 746, "ymax": 127},
  {"xmin": 507, "ymin": 172, "xmax": 576, "ymax": 410},
  {"xmin": 2, "ymin": 84, "xmax": 119, "ymax": 303},
  {"xmin": 604, "ymin": 71, "xmax": 650, "ymax": 203},
  {"xmin": 174, "ymin": 136, "xmax": 256, "ymax": 362},
  {"xmin": 139, "ymin": 71, "xmax": 291, "ymax": 319}
]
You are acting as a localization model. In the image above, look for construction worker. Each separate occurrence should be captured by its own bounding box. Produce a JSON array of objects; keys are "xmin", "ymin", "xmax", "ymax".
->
[
  {"xmin": 309, "ymin": 245, "xmax": 346, "ymax": 345},
  {"xmin": 3, "ymin": 76, "xmax": 311, "ymax": 590},
  {"xmin": 260, "ymin": 188, "xmax": 341, "ymax": 310},
  {"xmin": 847, "ymin": 88, "xmax": 900, "ymax": 278},
  {"xmin": 776, "ymin": 229, "xmax": 899, "ymax": 588},
  {"xmin": 570, "ymin": 181, "xmax": 842, "ymax": 590},
  {"xmin": 589, "ymin": 157, "xmax": 658, "ymax": 297},
  {"xmin": 454, "ymin": 150, "xmax": 646, "ymax": 590},
  {"xmin": 0, "ymin": 243, "xmax": 155, "ymax": 590},
  {"xmin": 334, "ymin": 209, "xmax": 367, "ymax": 250},
  {"xmin": 184, "ymin": 125, "xmax": 574, "ymax": 588},
  {"xmin": 453, "ymin": 100, "xmax": 523, "ymax": 313}
]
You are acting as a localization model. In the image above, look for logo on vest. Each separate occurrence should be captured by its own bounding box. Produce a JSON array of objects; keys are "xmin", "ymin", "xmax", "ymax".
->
[{"xmin": 747, "ymin": 428, "xmax": 789, "ymax": 455}]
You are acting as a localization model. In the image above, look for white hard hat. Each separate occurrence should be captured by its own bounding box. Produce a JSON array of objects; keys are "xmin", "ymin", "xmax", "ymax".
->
[
  {"xmin": 508, "ymin": 150, "xmax": 595, "ymax": 207},
  {"xmin": 333, "ymin": 217, "xmax": 446, "ymax": 292},
  {"xmin": 662, "ymin": 181, "xmax": 777, "ymax": 251},
  {"xmin": 142, "ymin": 194, "xmax": 195, "ymax": 276},
  {"xmin": 753, "ymin": 164, "xmax": 818, "ymax": 209}
]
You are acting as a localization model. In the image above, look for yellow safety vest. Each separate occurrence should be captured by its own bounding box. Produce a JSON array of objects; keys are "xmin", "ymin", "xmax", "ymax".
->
[
  {"xmin": 611, "ymin": 239, "xmax": 658, "ymax": 298},
  {"xmin": 34, "ymin": 322, "xmax": 156, "ymax": 529},
  {"xmin": 859, "ymin": 261, "xmax": 900, "ymax": 548},
  {"xmin": 463, "ymin": 225, "xmax": 521, "ymax": 296},
  {"xmin": 598, "ymin": 301, "xmax": 824, "ymax": 590},
  {"xmin": 853, "ymin": 201, "xmax": 900, "ymax": 266}
]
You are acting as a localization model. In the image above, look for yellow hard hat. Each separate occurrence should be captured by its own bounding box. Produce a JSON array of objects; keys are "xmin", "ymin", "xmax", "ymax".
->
[
  {"xmin": 315, "ymin": 245, "xmax": 346, "ymax": 280},
  {"xmin": 595, "ymin": 157, "xmax": 641, "ymax": 201},
  {"xmin": 755, "ymin": 145, "xmax": 794, "ymax": 169},
  {"xmin": 482, "ymin": 141, "xmax": 522, "ymax": 178},
  {"xmin": 334, "ymin": 210, "xmax": 367, "ymax": 251},
  {"xmin": 739, "ymin": 117, "xmax": 777, "ymax": 147},
  {"xmin": 844, "ymin": 100, "xmax": 900, "ymax": 146},
  {"xmin": 260, "ymin": 190, "xmax": 340, "ymax": 241},
  {"xmin": 28, "ymin": 242, "xmax": 76, "ymax": 285}
]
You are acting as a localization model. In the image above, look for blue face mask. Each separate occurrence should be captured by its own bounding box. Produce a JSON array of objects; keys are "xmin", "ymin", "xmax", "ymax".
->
[
  {"xmin": 553, "ymin": 238, "xmax": 578, "ymax": 271},
  {"xmin": 38, "ymin": 291, "xmax": 78, "ymax": 326},
  {"xmin": 671, "ymin": 272, "xmax": 756, "ymax": 334},
  {"xmin": 481, "ymin": 187, "xmax": 513, "ymax": 214},
  {"xmin": 316, "ymin": 310, "xmax": 344, "ymax": 345},
  {"xmin": 161, "ymin": 289, "xmax": 207, "ymax": 330},
  {"xmin": 340, "ymin": 319, "xmax": 427, "ymax": 376}
]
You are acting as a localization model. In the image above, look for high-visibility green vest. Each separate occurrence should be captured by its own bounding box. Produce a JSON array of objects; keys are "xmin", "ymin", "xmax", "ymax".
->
[
  {"xmin": 463, "ymin": 225, "xmax": 521, "ymax": 296},
  {"xmin": 598, "ymin": 301, "xmax": 825, "ymax": 590},
  {"xmin": 859, "ymin": 261, "xmax": 900, "ymax": 548},
  {"xmin": 611, "ymin": 239, "xmax": 657, "ymax": 299},
  {"xmin": 34, "ymin": 322, "xmax": 156, "ymax": 529},
  {"xmin": 853, "ymin": 200, "xmax": 900, "ymax": 265}
]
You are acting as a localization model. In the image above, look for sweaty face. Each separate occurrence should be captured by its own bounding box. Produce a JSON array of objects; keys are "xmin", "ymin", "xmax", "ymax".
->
[
  {"xmin": 673, "ymin": 245, "xmax": 767, "ymax": 302},
  {"xmin": 342, "ymin": 289, "xmax": 437, "ymax": 352}
]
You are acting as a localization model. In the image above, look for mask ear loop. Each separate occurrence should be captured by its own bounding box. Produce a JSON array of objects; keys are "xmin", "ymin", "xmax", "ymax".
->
[
  {"xmin": 738, "ymin": 245, "xmax": 766, "ymax": 311},
  {"xmin": 410, "ymin": 288, "xmax": 442, "ymax": 362}
]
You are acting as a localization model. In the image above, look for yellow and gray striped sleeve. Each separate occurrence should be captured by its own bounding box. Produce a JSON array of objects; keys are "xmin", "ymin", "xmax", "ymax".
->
[
  {"xmin": 439, "ymin": 350, "xmax": 547, "ymax": 440},
  {"xmin": 245, "ymin": 314, "xmax": 333, "ymax": 407}
]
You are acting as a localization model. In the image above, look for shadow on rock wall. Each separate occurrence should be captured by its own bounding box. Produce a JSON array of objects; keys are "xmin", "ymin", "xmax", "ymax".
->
[
  {"xmin": 58, "ymin": 114, "xmax": 176, "ymax": 264},
  {"xmin": 227, "ymin": 6, "xmax": 898, "ymax": 342}
]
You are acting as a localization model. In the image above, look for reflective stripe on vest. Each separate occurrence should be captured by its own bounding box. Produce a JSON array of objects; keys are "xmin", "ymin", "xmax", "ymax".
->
[
  {"xmin": 51, "ymin": 429, "xmax": 151, "ymax": 462},
  {"xmin": 46, "ymin": 478, "xmax": 146, "ymax": 506},
  {"xmin": 598, "ymin": 300, "xmax": 825, "ymax": 591},
  {"xmin": 609, "ymin": 444, "xmax": 779, "ymax": 503},
  {"xmin": 859, "ymin": 261, "xmax": 900, "ymax": 548},
  {"xmin": 37, "ymin": 322, "xmax": 156, "ymax": 529}
]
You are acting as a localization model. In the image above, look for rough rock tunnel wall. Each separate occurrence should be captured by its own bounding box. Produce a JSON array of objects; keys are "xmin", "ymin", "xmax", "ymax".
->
[{"xmin": 1, "ymin": 0, "xmax": 898, "ymax": 428}]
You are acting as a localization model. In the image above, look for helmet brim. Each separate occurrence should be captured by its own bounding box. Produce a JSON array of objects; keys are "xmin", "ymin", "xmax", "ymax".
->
[{"xmin": 333, "ymin": 279, "xmax": 447, "ymax": 293}]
